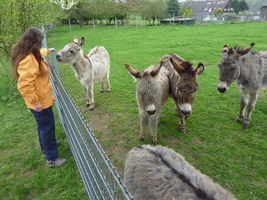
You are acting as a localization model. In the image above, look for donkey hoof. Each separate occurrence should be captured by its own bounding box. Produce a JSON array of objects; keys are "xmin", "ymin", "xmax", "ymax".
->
[
  {"xmin": 243, "ymin": 122, "xmax": 250, "ymax": 128},
  {"xmin": 179, "ymin": 126, "xmax": 185, "ymax": 133},
  {"xmin": 89, "ymin": 104, "xmax": 94, "ymax": 111},
  {"xmin": 100, "ymin": 90, "xmax": 104, "ymax": 93},
  {"xmin": 152, "ymin": 141, "xmax": 157, "ymax": 146},
  {"xmin": 107, "ymin": 89, "xmax": 111, "ymax": 93},
  {"xmin": 139, "ymin": 138, "xmax": 145, "ymax": 142},
  {"xmin": 235, "ymin": 117, "xmax": 243, "ymax": 123},
  {"xmin": 86, "ymin": 103, "xmax": 90, "ymax": 107}
]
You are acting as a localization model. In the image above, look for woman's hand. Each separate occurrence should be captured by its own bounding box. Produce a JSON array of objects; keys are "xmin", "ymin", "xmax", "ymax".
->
[{"xmin": 35, "ymin": 103, "xmax": 43, "ymax": 112}]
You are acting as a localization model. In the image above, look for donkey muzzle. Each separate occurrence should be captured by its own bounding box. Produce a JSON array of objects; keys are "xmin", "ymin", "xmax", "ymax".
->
[
  {"xmin": 179, "ymin": 104, "xmax": 192, "ymax": 116},
  {"xmin": 217, "ymin": 82, "xmax": 228, "ymax": 93},
  {"xmin": 56, "ymin": 54, "xmax": 62, "ymax": 62},
  {"xmin": 146, "ymin": 105, "xmax": 156, "ymax": 115},
  {"xmin": 218, "ymin": 87, "xmax": 226, "ymax": 93}
]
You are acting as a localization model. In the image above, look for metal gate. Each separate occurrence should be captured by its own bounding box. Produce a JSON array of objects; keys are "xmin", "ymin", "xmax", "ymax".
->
[{"xmin": 45, "ymin": 49, "xmax": 133, "ymax": 200}]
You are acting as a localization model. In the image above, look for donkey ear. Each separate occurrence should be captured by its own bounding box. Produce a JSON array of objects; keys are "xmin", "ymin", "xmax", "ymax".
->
[
  {"xmin": 222, "ymin": 45, "xmax": 229, "ymax": 57},
  {"xmin": 125, "ymin": 63, "xmax": 141, "ymax": 78},
  {"xmin": 170, "ymin": 57, "xmax": 184, "ymax": 74},
  {"xmin": 222, "ymin": 45, "xmax": 229, "ymax": 52},
  {"xmin": 151, "ymin": 61, "xmax": 163, "ymax": 77},
  {"xmin": 195, "ymin": 62, "xmax": 204, "ymax": 75},
  {"xmin": 73, "ymin": 37, "xmax": 78, "ymax": 44},
  {"xmin": 78, "ymin": 37, "xmax": 85, "ymax": 49},
  {"xmin": 237, "ymin": 42, "xmax": 255, "ymax": 56}
]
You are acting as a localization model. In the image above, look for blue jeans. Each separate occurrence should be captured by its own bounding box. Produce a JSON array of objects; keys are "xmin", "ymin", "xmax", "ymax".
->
[{"xmin": 31, "ymin": 107, "xmax": 58, "ymax": 161}]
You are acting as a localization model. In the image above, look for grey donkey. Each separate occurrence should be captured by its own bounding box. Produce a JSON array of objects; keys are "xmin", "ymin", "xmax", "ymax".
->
[
  {"xmin": 56, "ymin": 37, "xmax": 111, "ymax": 110},
  {"xmin": 124, "ymin": 145, "xmax": 236, "ymax": 200},
  {"xmin": 217, "ymin": 43, "xmax": 267, "ymax": 128},
  {"xmin": 125, "ymin": 62, "xmax": 169, "ymax": 144}
]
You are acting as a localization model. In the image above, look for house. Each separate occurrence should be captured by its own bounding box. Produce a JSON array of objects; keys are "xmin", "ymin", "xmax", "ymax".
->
[
  {"xmin": 204, "ymin": 0, "xmax": 234, "ymax": 15},
  {"xmin": 260, "ymin": 0, "xmax": 267, "ymax": 20},
  {"xmin": 184, "ymin": 0, "xmax": 235, "ymax": 20},
  {"xmin": 183, "ymin": 0, "xmax": 207, "ymax": 20},
  {"xmin": 160, "ymin": 17, "xmax": 195, "ymax": 25}
]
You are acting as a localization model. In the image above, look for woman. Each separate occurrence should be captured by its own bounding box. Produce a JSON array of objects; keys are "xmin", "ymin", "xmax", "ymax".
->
[{"xmin": 11, "ymin": 27, "xmax": 67, "ymax": 167}]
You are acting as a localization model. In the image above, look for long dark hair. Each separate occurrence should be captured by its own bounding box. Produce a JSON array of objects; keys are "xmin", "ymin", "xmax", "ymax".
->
[{"xmin": 11, "ymin": 27, "xmax": 44, "ymax": 79}]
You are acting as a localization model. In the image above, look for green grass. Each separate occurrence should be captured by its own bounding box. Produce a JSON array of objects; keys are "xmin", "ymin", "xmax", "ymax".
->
[
  {"xmin": 48, "ymin": 23, "xmax": 267, "ymax": 200},
  {"xmin": 1, "ymin": 22, "xmax": 267, "ymax": 199},
  {"xmin": 0, "ymin": 60, "xmax": 87, "ymax": 198}
]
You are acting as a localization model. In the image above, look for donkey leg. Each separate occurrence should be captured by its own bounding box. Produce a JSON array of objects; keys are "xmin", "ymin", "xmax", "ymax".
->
[
  {"xmin": 179, "ymin": 114, "xmax": 187, "ymax": 134},
  {"xmin": 149, "ymin": 114, "xmax": 159, "ymax": 145},
  {"xmin": 139, "ymin": 113, "xmax": 148, "ymax": 142},
  {"xmin": 175, "ymin": 101, "xmax": 185, "ymax": 132},
  {"xmin": 85, "ymin": 87, "xmax": 90, "ymax": 107},
  {"xmin": 106, "ymin": 76, "xmax": 111, "ymax": 92},
  {"xmin": 87, "ymin": 84, "xmax": 95, "ymax": 111},
  {"xmin": 176, "ymin": 105, "xmax": 186, "ymax": 133},
  {"xmin": 243, "ymin": 93, "xmax": 258, "ymax": 128},
  {"xmin": 100, "ymin": 81, "xmax": 104, "ymax": 93},
  {"xmin": 236, "ymin": 88, "xmax": 249, "ymax": 123}
]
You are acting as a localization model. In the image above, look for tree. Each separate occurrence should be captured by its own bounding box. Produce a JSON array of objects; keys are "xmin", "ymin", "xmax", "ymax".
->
[
  {"xmin": 167, "ymin": 0, "xmax": 179, "ymax": 16},
  {"xmin": 239, "ymin": 0, "xmax": 249, "ymax": 12},
  {"xmin": 230, "ymin": 0, "xmax": 249, "ymax": 14},
  {"xmin": 68, "ymin": 1, "xmax": 91, "ymax": 28},
  {"xmin": 137, "ymin": 0, "xmax": 167, "ymax": 24},
  {"xmin": 214, "ymin": 9, "xmax": 224, "ymax": 16},
  {"xmin": 0, "ymin": 0, "xmax": 65, "ymax": 58},
  {"xmin": 181, "ymin": 6, "xmax": 194, "ymax": 17},
  {"xmin": 70, "ymin": 0, "xmax": 129, "ymax": 25}
]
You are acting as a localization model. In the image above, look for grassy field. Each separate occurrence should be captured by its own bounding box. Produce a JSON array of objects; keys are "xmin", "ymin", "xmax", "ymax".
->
[{"xmin": 1, "ymin": 22, "xmax": 267, "ymax": 199}]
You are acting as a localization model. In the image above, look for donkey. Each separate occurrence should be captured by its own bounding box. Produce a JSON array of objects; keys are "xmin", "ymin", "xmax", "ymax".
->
[
  {"xmin": 124, "ymin": 144, "xmax": 236, "ymax": 200},
  {"xmin": 125, "ymin": 62, "xmax": 169, "ymax": 144},
  {"xmin": 217, "ymin": 43, "xmax": 267, "ymax": 128},
  {"xmin": 161, "ymin": 54, "xmax": 204, "ymax": 133},
  {"xmin": 56, "ymin": 37, "xmax": 111, "ymax": 110}
]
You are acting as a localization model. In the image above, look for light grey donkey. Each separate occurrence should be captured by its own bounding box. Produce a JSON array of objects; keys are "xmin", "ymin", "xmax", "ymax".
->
[
  {"xmin": 124, "ymin": 144, "xmax": 236, "ymax": 200},
  {"xmin": 217, "ymin": 43, "xmax": 267, "ymax": 128},
  {"xmin": 161, "ymin": 54, "xmax": 204, "ymax": 133},
  {"xmin": 56, "ymin": 37, "xmax": 111, "ymax": 110},
  {"xmin": 125, "ymin": 62, "xmax": 169, "ymax": 144}
]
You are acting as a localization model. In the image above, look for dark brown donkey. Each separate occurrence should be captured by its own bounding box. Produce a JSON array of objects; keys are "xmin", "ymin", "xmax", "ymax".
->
[{"xmin": 161, "ymin": 54, "xmax": 204, "ymax": 133}]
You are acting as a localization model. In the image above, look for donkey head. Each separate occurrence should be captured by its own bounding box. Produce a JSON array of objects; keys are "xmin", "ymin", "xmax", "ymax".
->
[
  {"xmin": 125, "ymin": 62, "xmax": 163, "ymax": 115},
  {"xmin": 170, "ymin": 58, "xmax": 204, "ymax": 116},
  {"xmin": 56, "ymin": 37, "xmax": 85, "ymax": 64},
  {"xmin": 218, "ymin": 43, "xmax": 255, "ymax": 93}
]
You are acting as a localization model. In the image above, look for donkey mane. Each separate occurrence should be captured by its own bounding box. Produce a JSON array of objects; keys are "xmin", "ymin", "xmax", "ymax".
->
[
  {"xmin": 137, "ymin": 146, "xmax": 215, "ymax": 200},
  {"xmin": 181, "ymin": 61, "xmax": 194, "ymax": 70},
  {"xmin": 124, "ymin": 145, "xmax": 236, "ymax": 200}
]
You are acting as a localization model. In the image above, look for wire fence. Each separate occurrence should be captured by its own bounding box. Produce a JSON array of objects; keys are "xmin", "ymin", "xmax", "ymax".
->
[
  {"xmin": 43, "ymin": 39, "xmax": 133, "ymax": 199},
  {"xmin": 61, "ymin": 14, "xmax": 262, "ymax": 30}
]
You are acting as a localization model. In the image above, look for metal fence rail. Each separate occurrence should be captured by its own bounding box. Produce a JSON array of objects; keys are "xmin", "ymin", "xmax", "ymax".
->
[{"xmin": 46, "ymin": 49, "xmax": 133, "ymax": 200}]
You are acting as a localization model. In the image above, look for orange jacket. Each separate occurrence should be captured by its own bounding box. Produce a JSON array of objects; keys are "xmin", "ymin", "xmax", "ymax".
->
[{"xmin": 17, "ymin": 48, "xmax": 54, "ymax": 110}]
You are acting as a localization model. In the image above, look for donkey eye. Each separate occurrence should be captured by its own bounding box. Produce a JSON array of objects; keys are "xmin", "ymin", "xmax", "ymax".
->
[{"xmin": 69, "ymin": 50, "xmax": 74, "ymax": 54}]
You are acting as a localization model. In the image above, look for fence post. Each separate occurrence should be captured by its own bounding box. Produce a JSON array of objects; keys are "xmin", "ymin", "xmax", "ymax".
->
[
  {"xmin": 68, "ymin": 19, "xmax": 72, "ymax": 32},
  {"xmin": 50, "ymin": 48, "xmax": 60, "ymax": 78},
  {"xmin": 135, "ymin": 16, "xmax": 138, "ymax": 27},
  {"xmin": 41, "ymin": 26, "xmax": 47, "ymax": 48},
  {"xmin": 93, "ymin": 19, "xmax": 96, "ymax": 31},
  {"xmin": 115, "ymin": 17, "xmax": 118, "ymax": 30}
]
